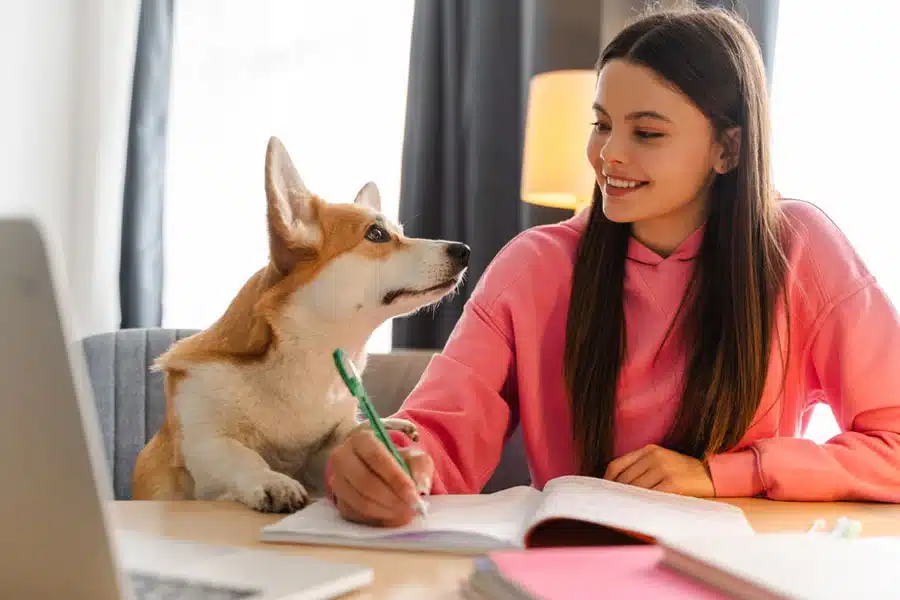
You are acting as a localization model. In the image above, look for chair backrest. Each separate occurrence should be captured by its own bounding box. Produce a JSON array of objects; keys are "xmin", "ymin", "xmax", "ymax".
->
[
  {"xmin": 78, "ymin": 328, "xmax": 530, "ymax": 499},
  {"xmin": 79, "ymin": 328, "xmax": 198, "ymax": 499}
]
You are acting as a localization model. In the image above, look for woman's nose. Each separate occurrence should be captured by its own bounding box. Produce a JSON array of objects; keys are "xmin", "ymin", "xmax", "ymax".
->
[{"xmin": 599, "ymin": 134, "xmax": 627, "ymax": 166}]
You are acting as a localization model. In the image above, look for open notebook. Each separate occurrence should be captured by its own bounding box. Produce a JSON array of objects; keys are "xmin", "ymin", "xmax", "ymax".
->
[
  {"xmin": 259, "ymin": 475, "xmax": 754, "ymax": 554},
  {"xmin": 658, "ymin": 533, "xmax": 900, "ymax": 600}
]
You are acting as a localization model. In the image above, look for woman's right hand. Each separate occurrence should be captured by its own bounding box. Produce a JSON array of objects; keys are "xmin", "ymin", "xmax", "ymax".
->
[{"xmin": 327, "ymin": 428, "xmax": 434, "ymax": 527}]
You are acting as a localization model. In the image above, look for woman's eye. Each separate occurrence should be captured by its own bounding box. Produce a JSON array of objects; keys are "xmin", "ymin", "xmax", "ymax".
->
[
  {"xmin": 592, "ymin": 120, "xmax": 664, "ymax": 140},
  {"xmin": 365, "ymin": 224, "xmax": 391, "ymax": 243},
  {"xmin": 635, "ymin": 130, "xmax": 664, "ymax": 140}
]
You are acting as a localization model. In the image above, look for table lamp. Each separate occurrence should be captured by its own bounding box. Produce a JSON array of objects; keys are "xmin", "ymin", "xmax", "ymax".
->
[{"xmin": 520, "ymin": 69, "xmax": 598, "ymax": 213}]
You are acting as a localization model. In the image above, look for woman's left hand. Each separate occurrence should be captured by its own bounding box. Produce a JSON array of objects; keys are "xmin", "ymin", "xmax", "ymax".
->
[{"xmin": 603, "ymin": 444, "xmax": 715, "ymax": 497}]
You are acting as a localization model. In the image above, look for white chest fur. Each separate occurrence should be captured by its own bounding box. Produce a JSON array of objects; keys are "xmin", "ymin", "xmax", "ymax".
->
[{"xmin": 174, "ymin": 348, "xmax": 361, "ymax": 486}]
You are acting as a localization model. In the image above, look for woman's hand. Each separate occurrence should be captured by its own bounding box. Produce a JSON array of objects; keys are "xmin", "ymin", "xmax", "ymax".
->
[
  {"xmin": 327, "ymin": 428, "xmax": 434, "ymax": 527},
  {"xmin": 603, "ymin": 444, "xmax": 715, "ymax": 497}
]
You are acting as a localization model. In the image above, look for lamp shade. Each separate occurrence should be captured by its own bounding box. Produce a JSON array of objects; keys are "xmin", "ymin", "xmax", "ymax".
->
[{"xmin": 521, "ymin": 69, "xmax": 598, "ymax": 212}]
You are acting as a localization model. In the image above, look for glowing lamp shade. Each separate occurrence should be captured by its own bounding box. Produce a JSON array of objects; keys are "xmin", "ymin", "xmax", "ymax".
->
[{"xmin": 520, "ymin": 69, "xmax": 598, "ymax": 212}]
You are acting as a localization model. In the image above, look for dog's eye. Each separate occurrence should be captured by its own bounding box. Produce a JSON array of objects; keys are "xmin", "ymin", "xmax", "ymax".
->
[{"xmin": 365, "ymin": 224, "xmax": 391, "ymax": 244}]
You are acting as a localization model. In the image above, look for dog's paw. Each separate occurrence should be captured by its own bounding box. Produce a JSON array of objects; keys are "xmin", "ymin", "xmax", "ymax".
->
[
  {"xmin": 234, "ymin": 471, "xmax": 309, "ymax": 513},
  {"xmin": 380, "ymin": 418, "xmax": 419, "ymax": 442}
]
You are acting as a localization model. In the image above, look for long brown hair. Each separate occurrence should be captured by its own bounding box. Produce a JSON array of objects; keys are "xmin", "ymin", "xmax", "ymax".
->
[{"xmin": 564, "ymin": 4, "xmax": 790, "ymax": 476}]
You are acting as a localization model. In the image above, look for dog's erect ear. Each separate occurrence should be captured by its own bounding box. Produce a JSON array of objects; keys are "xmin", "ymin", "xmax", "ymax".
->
[
  {"xmin": 265, "ymin": 136, "xmax": 321, "ymax": 274},
  {"xmin": 353, "ymin": 181, "xmax": 381, "ymax": 213}
]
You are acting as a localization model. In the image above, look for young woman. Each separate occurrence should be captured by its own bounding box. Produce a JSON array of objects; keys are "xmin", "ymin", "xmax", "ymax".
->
[{"xmin": 327, "ymin": 4, "xmax": 900, "ymax": 526}]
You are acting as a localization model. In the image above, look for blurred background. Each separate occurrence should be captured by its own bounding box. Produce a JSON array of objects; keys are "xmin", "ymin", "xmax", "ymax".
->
[{"xmin": 4, "ymin": 0, "xmax": 898, "ymax": 443}]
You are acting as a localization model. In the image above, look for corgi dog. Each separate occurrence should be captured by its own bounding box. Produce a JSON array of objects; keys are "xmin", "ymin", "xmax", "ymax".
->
[{"xmin": 131, "ymin": 136, "xmax": 469, "ymax": 512}]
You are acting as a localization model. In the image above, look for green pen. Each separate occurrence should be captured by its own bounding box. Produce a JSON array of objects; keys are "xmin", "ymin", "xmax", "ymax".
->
[{"xmin": 332, "ymin": 348, "xmax": 428, "ymax": 517}]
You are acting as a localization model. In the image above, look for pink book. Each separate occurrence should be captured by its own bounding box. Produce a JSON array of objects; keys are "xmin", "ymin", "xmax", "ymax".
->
[{"xmin": 462, "ymin": 546, "xmax": 729, "ymax": 600}]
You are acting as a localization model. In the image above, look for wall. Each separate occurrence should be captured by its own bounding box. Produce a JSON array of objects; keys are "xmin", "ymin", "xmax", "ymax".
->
[{"xmin": 0, "ymin": 1, "xmax": 139, "ymax": 339}]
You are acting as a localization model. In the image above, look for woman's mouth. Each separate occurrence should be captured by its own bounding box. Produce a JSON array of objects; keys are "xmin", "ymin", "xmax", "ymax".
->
[{"xmin": 603, "ymin": 175, "xmax": 649, "ymax": 197}]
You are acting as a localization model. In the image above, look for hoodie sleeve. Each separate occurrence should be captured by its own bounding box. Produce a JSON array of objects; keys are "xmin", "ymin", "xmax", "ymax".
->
[
  {"xmin": 324, "ymin": 293, "xmax": 516, "ymax": 498},
  {"xmin": 708, "ymin": 203, "xmax": 900, "ymax": 501},
  {"xmin": 384, "ymin": 294, "xmax": 518, "ymax": 494},
  {"xmin": 757, "ymin": 278, "xmax": 900, "ymax": 501}
]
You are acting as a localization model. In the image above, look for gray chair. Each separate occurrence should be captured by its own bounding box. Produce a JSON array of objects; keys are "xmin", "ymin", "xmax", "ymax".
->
[{"xmin": 78, "ymin": 328, "xmax": 530, "ymax": 499}]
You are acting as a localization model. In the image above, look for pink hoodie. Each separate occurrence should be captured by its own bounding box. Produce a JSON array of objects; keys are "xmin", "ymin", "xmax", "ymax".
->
[{"xmin": 379, "ymin": 199, "xmax": 900, "ymax": 501}]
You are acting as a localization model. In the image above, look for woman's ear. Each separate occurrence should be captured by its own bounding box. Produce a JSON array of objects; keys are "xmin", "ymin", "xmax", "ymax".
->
[{"xmin": 714, "ymin": 127, "xmax": 741, "ymax": 174}]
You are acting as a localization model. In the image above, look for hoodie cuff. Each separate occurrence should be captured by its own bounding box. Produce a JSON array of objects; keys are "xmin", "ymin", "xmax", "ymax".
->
[
  {"xmin": 388, "ymin": 429, "xmax": 416, "ymax": 448},
  {"xmin": 706, "ymin": 448, "xmax": 765, "ymax": 498}
]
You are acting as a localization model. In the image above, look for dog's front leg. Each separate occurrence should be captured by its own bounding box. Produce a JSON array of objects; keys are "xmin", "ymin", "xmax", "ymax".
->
[{"xmin": 181, "ymin": 435, "xmax": 308, "ymax": 513}]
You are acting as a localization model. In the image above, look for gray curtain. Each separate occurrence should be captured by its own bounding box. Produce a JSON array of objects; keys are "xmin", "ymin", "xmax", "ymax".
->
[
  {"xmin": 392, "ymin": 0, "xmax": 780, "ymax": 351},
  {"xmin": 700, "ymin": 0, "xmax": 780, "ymax": 85},
  {"xmin": 392, "ymin": 0, "xmax": 601, "ymax": 350},
  {"xmin": 119, "ymin": 0, "xmax": 174, "ymax": 329}
]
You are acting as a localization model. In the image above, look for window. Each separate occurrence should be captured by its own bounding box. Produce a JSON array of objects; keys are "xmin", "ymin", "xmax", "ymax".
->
[
  {"xmin": 162, "ymin": 0, "xmax": 415, "ymax": 353},
  {"xmin": 771, "ymin": 4, "xmax": 900, "ymax": 442}
]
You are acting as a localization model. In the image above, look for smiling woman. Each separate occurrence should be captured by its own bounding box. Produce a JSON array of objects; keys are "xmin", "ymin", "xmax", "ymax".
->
[{"xmin": 161, "ymin": 0, "xmax": 416, "ymax": 354}]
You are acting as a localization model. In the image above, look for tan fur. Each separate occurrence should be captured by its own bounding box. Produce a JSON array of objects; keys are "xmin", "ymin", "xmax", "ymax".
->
[
  {"xmin": 132, "ymin": 137, "xmax": 467, "ymax": 512},
  {"xmin": 131, "ymin": 371, "xmax": 194, "ymax": 500}
]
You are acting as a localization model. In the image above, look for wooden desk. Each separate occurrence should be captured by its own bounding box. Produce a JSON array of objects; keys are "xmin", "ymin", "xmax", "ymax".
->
[{"xmin": 111, "ymin": 499, "xmax": 900, "ymax": 599}]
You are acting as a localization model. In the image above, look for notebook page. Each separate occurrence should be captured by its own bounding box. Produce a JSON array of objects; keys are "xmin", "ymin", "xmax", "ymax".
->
[
  {"xmin": 527, "ymin": 476, "xmax": 754, "ymax": 541},
  {"xmin": 261, "ymin": 485, "xmax": 542, "ymax": 547}
]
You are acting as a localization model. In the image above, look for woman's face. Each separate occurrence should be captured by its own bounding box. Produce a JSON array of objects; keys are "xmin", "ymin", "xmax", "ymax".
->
[{"xmin": 586, "ymin": 59, "xmax": 731, "ymax": 255}]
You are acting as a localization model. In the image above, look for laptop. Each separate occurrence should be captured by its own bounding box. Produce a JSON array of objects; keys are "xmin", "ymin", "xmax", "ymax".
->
[{"xmin": 0, "ymin": 216, "xmax": 374, "ymax": 599}]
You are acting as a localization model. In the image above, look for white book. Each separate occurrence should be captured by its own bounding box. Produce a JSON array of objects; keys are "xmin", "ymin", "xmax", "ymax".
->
[
  {"xmin": 659, "ymin": 532, "xmax": 900, "ymax": 600},
  {"xmin": 259, "ymin": 475, "xmax": 755, "ymax": 554}
]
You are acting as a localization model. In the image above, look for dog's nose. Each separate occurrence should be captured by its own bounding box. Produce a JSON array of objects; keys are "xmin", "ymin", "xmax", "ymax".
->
[{"xmin": 446, "ymin": 242, "xmax": 470, "ymax": 266}]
